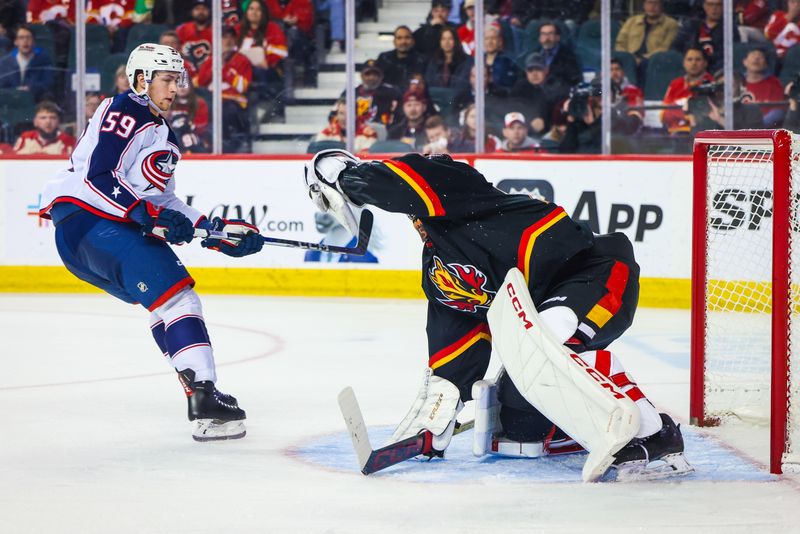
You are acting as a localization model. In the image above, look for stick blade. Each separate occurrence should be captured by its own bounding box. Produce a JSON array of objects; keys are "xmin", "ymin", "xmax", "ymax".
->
[{"xmin": 338, "ymin": 387, "xmax": 373, "ymax": 471}]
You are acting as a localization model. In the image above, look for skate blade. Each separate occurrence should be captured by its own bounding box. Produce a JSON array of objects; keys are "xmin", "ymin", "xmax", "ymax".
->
[
  {"xmin": 192, "ymin": 419, "xmax": 247, "ymax": 442},
  {"xmin": 613, "ymin": 453, "xmax": 694, "ymax": 482}
]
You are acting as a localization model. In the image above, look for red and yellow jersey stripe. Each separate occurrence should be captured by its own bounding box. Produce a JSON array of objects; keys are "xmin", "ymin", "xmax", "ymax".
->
[
  {"xmin": 429, "ymin": 323, "xmax": 491, "ymax": 370},
  {"xmin": 383, "ymin": 159, "xmax": 446, "ymax": 217},
  {"xmin": 516, "ymin": 207, "xmax": 568, "ymax": 283},
  {"xmin": 585, "ymin": 260, "xmax": 630, "ymax": 328}
]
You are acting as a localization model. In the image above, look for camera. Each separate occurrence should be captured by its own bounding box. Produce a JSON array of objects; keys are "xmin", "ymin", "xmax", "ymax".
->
[{"xmin": 567, "ymin": 81, "xmax": 602, "ymax": 119}]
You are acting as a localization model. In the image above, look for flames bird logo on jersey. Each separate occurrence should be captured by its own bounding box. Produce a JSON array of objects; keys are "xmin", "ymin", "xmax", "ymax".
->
[
  {"xmin": 428, "ymin": 256, "xmax": 495, "ymax": 313},
  {"xmin": 141, "ymin": 150, "xmax": 178, "ymax": 191}
]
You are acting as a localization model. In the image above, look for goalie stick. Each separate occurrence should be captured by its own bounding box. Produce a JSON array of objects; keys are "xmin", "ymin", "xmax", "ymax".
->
[
  {"xmin": 192, "ymin": 209, "xmax": 374, "ymax": 255},
  {"xmin": 338, "ymin": 387, "xmax": 474, "ymax": 475}
]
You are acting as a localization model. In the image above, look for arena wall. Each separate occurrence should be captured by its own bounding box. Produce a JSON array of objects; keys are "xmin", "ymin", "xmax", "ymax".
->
[{"xmin": 0, "ymin": 154, "xmax": 693, "ymax": 308}]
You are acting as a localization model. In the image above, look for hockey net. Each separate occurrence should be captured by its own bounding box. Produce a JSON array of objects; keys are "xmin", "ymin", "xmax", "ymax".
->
[{"xmin": 691, "ymin": 129, "xmax": 800, "ymax": 474}]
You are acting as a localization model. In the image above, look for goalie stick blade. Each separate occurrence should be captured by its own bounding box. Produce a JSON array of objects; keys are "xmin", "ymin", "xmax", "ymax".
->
[
  {"xmin": 193, "ymin": 210, "xmax": 375, "ymax": 256},
  {"xmin": 338, "ymin": 387, "xmax": 373, "ymax": 470}
]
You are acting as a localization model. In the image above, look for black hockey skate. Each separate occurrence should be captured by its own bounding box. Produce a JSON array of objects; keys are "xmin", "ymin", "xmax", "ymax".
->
[
  {"xmin": 178, "ymin": 370, "xmax": 246, "ymax": 442},
  {"xmin": 611, "ymin": 413, "xmax": 693, "ymax": 481}
]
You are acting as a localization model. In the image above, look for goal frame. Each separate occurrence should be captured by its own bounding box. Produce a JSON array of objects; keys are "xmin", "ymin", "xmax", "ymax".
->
[{"xmin": 691, "ymin": 129, "xmax": 792, "ymax": 475}]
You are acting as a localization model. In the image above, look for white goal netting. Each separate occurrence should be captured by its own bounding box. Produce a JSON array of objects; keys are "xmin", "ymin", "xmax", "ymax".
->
[{"xmin": 702, "ymin": 136, "xmax": 800, "ymax": 468}]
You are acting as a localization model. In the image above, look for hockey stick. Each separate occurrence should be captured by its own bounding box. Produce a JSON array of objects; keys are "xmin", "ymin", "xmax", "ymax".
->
[
  {"xmin": 338, "ymin": 387, "xmax": 473, "ymax": 475},
  {"xmin": 192, "ymin": 209, "xmax": 374, "ymax": 255}
]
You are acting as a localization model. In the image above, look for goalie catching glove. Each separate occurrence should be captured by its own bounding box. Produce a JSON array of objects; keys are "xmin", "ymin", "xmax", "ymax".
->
[
  {"xmin": 199, "ymin": 217, "xmax": 264, "ymax": 257},
  {"xmin": 128, "ymin": 200, "xmax": 195, "ymax": 245},
  {"xmin": 390, "ymin": 368, "xmax": 463, "ymax": 458},
  {"xmin": 304, "ymin": 149, "xmax": 361, "ymax": 235}
]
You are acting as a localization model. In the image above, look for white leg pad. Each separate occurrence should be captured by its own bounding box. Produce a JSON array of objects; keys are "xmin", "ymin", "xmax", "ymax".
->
[
  {"xmin": 472, "ymin": 379, "xmax": 501, "ymax": 457},
  {"xmin": 487, "ymin": 268, "xmax": 641, "ymax": 482}
]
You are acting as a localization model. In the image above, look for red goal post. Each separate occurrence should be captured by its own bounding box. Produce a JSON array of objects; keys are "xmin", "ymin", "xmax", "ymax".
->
[{"xmin": 691, "ymin": 129, "xmax": 798, "ymax": 475}]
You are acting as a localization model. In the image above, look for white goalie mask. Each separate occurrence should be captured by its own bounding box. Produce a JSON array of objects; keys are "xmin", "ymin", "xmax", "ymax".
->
[{"xmin": 126, "ymin": 43, "xmax": 188, "ymax": 97}]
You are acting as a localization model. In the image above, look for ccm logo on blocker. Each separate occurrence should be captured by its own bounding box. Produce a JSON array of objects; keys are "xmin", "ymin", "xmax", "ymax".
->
[{"xmin": 505, "ymin": 282, "xmax": 626, "ymax": 401}]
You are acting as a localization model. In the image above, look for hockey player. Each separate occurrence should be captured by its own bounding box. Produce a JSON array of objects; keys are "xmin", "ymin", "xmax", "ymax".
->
[
  {"xmin": 38, "ymin": 43, "xmax": 264, "ymax": 442},
  {"xmin": 304, "ymin": 150, "xmax": 693, "ymax": 481}
]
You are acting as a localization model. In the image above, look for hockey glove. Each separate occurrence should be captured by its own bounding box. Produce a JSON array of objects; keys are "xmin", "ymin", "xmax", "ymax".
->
[
  {"xmin": 390, "ymin": 368, "xmax": 464, "ymax": 458},
  {"xmin": 304, "ymin": 149, "xmax": 361, "ymax": 235},
  {"xmin": 199, "ymin": 217, "xmax": 263, "ymax": 257},
  {"xmin": 128, "ymin": 200, "xmax": 195, "ymax": 244}
]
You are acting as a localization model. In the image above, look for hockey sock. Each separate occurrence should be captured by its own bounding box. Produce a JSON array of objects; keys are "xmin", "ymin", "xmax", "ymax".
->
[
  {"xmin": 151, "ymin": 287, "xmax": 217, "ymax": 383},
  {"xmin": 149, "ymin": 314, "xmax": 169, "ymax": 359},
  {"xmin": 580, "ymin": 350, "xmax": 662, "ymax": 438}
]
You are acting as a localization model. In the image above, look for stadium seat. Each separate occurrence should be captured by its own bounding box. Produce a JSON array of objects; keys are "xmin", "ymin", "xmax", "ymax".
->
[
  {"xmin": 734, "ymin": 42, "xmax": 777, "ymax": 77},
  {"xmin": 644, "ymin": 50, "xmax": 684, "ymax": 100},
  {"xmin": 576, "ymin": 19, "xmax": 622, "ymax": 52},
  {"xmin": 68, "ymin": 25, "xmax": 111, "ymax": 71},
  {"xmin": 101, "ymin": 53, "xmax": 128, "ymax": 94},
  {"xmin": 366, "ymin": 140, "xmax": 415, "ymax": 153},
  {"xmin": 27, "ymin": 24, "xmax": 56, "ymax": 63},
  {"xmin": 0, "ymin": 89, "xmax": 36, "ymax": 130},
  {"xmin": 124, "ymin": 24, "xmax": 170, "ymax": 55},
  {"xmin": 306, "ymin": 139, "xmax": 346, "ymax": 153}
]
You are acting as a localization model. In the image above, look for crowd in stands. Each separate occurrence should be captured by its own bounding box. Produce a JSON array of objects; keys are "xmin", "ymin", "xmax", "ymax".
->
[
  {"xmin": 313, "ymin": 0, "xmax": 800, "ymax": 154},
  {"xmin": 4, "ymin": 0, "xmax": 800, "ymax": 155}
]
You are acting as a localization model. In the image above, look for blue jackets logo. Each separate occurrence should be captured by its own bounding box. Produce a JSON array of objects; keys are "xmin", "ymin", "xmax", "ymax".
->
[{"xmin": 142, "ymin": 150, "xmax": 178, "ymax": 192}]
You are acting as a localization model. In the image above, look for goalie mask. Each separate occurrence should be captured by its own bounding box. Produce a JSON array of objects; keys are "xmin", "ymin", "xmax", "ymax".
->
[{"xmin": 126, "ymin": 43, "xmax": 189, "ymax": 97}]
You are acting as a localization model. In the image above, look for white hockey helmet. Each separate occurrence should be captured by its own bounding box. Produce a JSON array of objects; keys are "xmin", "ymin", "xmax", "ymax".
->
[{"xmin": 126, "ymin": 43, "xmax": 188, "ymax": 96}]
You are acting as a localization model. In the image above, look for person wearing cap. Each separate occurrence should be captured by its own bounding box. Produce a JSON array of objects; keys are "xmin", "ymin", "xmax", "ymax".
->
[
  {"xmin": 376, "ymin": 25, "xmax": 427, "ymax": 90},
  {"xmin": 342, "ymin": 59, "xmax": 401, "ymax": 127},
  {"xmin": 176, "ymin": 0, "xmax": 213, "ymax": 76},
  {"xmin": 413, "ymin": 0, "xmax": 458, "ymax": 58},
  {"xmin": 499, "ymin": 111, "xmax": 539, "ymax": 153},
  {"xmin": 388, "ymin": 88, "xmax": 432, "ymax": 149},
  {"xmin": 538, "ymin": 21, "xmax": 582, "ymax": 87},
  {"xmin": 457, "ymin": 0, "xmax": 476, "ymax": 55},
  {"xmin": 195, "ymin": 26, "xmax": 253, "ymax": 152},
  {"xmin": 509, "ymin": 52, "xmax": 569, "ymax": 136},
  {"xmin": 424, "ymin": 26, "xmax": 473, "ymax": 92}
]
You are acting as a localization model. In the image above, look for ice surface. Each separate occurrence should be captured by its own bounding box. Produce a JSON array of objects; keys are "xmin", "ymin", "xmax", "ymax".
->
[{"xmin": 1, "ymin": 295, "xmax": 798, "ymax": 534}]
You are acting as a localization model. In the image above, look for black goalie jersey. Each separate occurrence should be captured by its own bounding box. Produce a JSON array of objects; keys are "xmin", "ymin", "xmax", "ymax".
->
[{"xmin": 339, "ymin": 154, "xmax": 640, "ymax": 399}]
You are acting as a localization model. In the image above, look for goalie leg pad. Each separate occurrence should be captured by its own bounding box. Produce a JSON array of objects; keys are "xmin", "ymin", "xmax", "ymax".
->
[{"xmin": 487, "ymin": 268, "xmax": 640, "ymax": 482}]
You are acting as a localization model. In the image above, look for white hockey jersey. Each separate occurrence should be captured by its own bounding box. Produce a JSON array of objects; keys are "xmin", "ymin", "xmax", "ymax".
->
[{"xmin": 39, "ymin": 90, "xmax": 203, "ymax": 225}]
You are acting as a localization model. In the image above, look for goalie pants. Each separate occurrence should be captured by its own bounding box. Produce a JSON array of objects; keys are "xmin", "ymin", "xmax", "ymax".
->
[{"xmin": 500, "ymin": 233, "xmax": 643, "ymax": 440}]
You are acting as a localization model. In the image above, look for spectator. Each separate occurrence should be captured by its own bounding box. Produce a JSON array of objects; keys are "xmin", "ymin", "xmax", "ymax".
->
[
  {"xmin": 196, "ymin": 26, "xmax": 253, "ymax": 152},
  {"xmin": 414, "ymin": 0, "xmax": 457, "ymax": 58},
  {"xmin": 317, "ymin": 0, "xmax": 344, "ymax": 52},
  {"xmin": 176, "ymin": 0, "xmax": 213, "ymax": 77},
  {"xmin": 237, "ymin": 0, "xmax": 288, "ymax": 69},
  {"xmin": 13, "ymin": 100, "xmax": 74, "ymax": 155},
  {"xmin": 159, "ymin": 29, "xmax": 181, "ymax": 51},
  {"xmin": 345, "ymin": 59, "xmax": 400, "ymax": 127},
  {"xmin": 538, "ymin": 21, "xmax": 582, "ymax": 87},
  {"xmin": 424, "ymin": 26, "xmax": 473, "ymax": 92},
  {"xmin": 376, "ymin": 25, "xmax": 427, "ymax": 90},
  {"xmin": 388, "ymin": 88, "xmax": 431, "ymax": 149},
  {"xmin": 114, "ymin": 63, "xmax": 130, "ymax": 93},
  {"xmin": 422, "ymin": 114, "xmax": 451, "ymax": 153},
  {"xmin": 673, "ymin": 0, "xmax": 738, "ymax": 72},
  {"xmin": 489, "ymin": 0, "xmax": 536, "ymax": 29},
  {"xmin": 765, "ymin": 0, "xmax": 800, "ymax": 60},
  {"xmin": 615, "ymin": 0, "xmax": 679, "ymax": 82},
  {"xmin": 169, "ymin": 82, "xmax": 210, "ymax": 153},
  {"xmin": 499, "ymin": 111, "xmax": 539, "ymax": 152},
  {"xmin": 457, "ymin": 0, "xmax": 476, "ymax": 55},
  {"xmin": 0, "ymin": 25, "xmax": 54, "ymax": 101},
  {"xmin": 314, "ymin": 98, "xmax": 377, "ymax": 152},
  {"xmin": 26, "ymin": 0, "xmax": 75, "ymax": 25},
  {"xmin": 448, "ymin": 102, "xmax": 500, "ymax": 152},
  {"xmin": 86, "ymin": 0, "xmax": 134, "ymax": 53},
  {"xmin": 661, "ymin": 46, "xmax": 713, "ymax": 134},
  {"xmin": 509, "ymin": 52, "xmax": 569, "ymax": 136},
  {"xmin": 742, "ymin": 47, "xmax": 785, "ymax": 126},
  {"xmin": 736, "ymin": 0, "xmax": 770, "ymax": 42},
  {"xmin": 689, "ymin": 70, "xmax": 763, "ymax": 132},
  {"xmin": 782, "ymin": 78, "xmax": 800, "ymax": 132},
  {"xmin": 560, "ymin": 89, "xmax": 601, "ymax": 154},
  {"xmin": 84, "ymin": 91, "xmax": 102, "ymax": 122},
  {"xmin": 0, "ymin": 2, "xmax": 24, "ymax": 53},
  {"xmin": 484, "ymin": 22, "xmax": 519, "ymax": 90},
  {"xmin": 223, "ymin": 0, "xmax": 242, "ymax": 27},
  {"xmin": 406, "ymin": 73, "xmax": 438, "ymax": 117},
  {"xmin": 452, "ymin": 64, "xmax": 509, "ymax": 126},
  {"xmin": 447, "ymin": 0, "xmax": 464, "ymax": 25},
  {"xmin": 609, "ymin": 58, "xmax": 645, "ymax": 135},
  {"xmin": 265, "ymin": 0, "xmax": 315, "ymax": 84}
]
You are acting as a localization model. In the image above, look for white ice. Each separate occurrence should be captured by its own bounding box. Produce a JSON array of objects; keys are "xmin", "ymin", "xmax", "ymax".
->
[{"xmin": 2, "ymin": 295, "xmax": 799, "ymax": 534}]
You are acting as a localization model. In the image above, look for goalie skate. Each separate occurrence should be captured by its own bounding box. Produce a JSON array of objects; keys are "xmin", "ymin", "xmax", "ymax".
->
[{"xmin": 612, "ymin": 413, "xmax": 694, "ymax": 481}]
